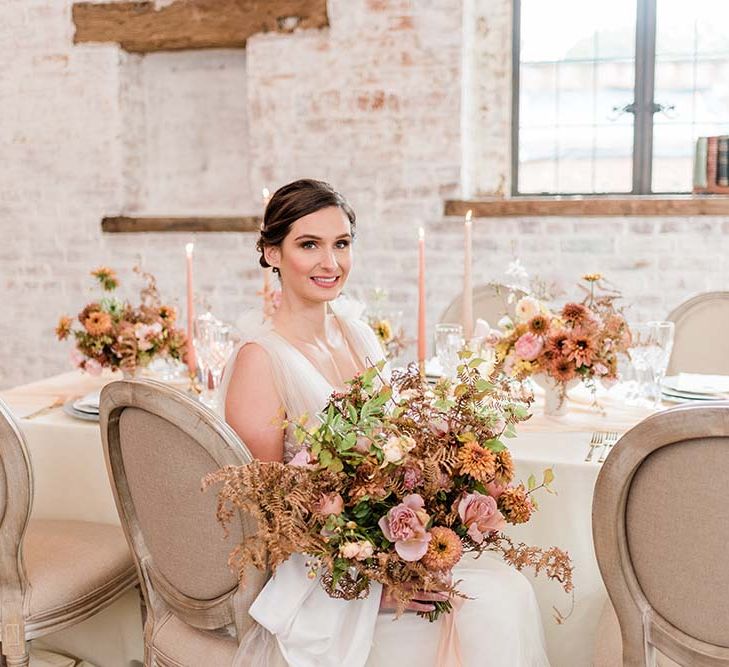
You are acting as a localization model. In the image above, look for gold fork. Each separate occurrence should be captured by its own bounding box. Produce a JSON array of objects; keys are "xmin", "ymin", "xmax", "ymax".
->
[
  {"xmin": 598, "ymin": 431, "xmax": 620, "ymax": 463},
  {"xmin": 585, "ymin": 431, "xmax": 603, "ymax": 462}
]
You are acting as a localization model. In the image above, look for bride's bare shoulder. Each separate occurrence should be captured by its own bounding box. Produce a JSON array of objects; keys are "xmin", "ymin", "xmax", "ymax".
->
[{"xmin": 225, "ymin": 342, "xmax": 284, "ymax": 462}]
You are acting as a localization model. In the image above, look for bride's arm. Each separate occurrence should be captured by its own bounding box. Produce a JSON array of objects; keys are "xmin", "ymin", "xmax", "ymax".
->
[{"xmin": 225, "ymin": 342, "xmax": 285, "ymax": 463}]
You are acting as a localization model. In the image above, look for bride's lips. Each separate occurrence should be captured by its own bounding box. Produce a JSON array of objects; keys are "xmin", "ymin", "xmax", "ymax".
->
[{"xmin": 310, "ymin": 275, "xmax": 340, "ymax": 288}]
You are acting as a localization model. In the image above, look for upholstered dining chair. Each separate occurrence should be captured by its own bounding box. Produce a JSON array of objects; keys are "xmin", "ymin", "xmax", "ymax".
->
[
  {"xmin": 666, "ymin": 291, "xmax": 729, "ymax": 375},
  {"xmin": 592, "ymin": 404, "xmax": 729, "ymax": 666},
  {"xmin": 439, "ymin": 282, "xmax": 525, "ymax": 329},
  {"xmin": 0, "ymin": 398, "xmax": 137, "ymax": 667},
  {"xmin": 99, "ymin": 379, "xmax": 267, "ymax": 666}
]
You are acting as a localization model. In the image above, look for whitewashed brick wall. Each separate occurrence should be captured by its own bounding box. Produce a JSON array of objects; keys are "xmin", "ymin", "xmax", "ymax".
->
[{"xmin": 1, "ymin": 0, "xmax": 727, "ymax": 389}]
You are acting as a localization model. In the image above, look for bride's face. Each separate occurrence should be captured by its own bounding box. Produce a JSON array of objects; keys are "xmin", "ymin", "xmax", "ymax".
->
[{"xmin": 266, "ymin": 205, "xmax": 353, "ymax": 303}]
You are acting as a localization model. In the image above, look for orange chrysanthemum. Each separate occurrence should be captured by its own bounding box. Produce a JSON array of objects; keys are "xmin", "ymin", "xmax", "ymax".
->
[
  {"xmin": 499, "ymin": 485, "xmax": 533, "ymax": 524},
  {"xmin": 494, "ymin": 450, "xmax": 515, "ymax": 486},
  {"xmin": 84, "ymin": 311, "xmax": 113, "ymax": 336},
  {"xmin": 457, "ymin": 439, "xmax": 496, "ymax": 483},
  {"xmin": 422, "ymin": 527, "xmax": 463, "ymax": 571},
  {"xmin": 527, "ymin": 314, "xmax": 550, "ymax": 336},
  {"xmin": 563, "ymin": 327, "xmax": 598, "ymax": 367},
  {"xmin": 561, "ymin": 302, "xmax": 591, "ymax": 325},
  {"xmin": 55, "ymin": 316, "xmax": 72, "ymax": 340}
]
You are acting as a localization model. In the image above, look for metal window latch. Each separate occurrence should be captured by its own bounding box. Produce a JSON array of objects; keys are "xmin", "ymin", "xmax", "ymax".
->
[
  {"xmin": 609, "ymin": 101, "xmax": 676, "ymax": 121},
  {"xmin": 653, "ymin": 102, "xmax": 676, "ymax": 117}
]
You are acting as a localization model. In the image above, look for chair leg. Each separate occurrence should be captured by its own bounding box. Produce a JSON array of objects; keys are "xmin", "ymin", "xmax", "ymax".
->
[{"xmin": 4, "ymin": 643, "xmax": 29, "ymax": 667}]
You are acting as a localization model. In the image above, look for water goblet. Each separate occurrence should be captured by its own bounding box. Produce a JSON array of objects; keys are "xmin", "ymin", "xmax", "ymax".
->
[
  {"xmin": 646, "ymin": 320, "xmax": 675, "ymax": 408},
  {"xmin": 434, "ymin": 323, "xmax": 465, "ymax": 379}
]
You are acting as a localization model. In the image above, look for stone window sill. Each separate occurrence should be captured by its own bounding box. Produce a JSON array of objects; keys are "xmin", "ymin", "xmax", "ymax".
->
[{"xmin": 444, "ymin": 195, "xmax": 729, "ymax": 217}]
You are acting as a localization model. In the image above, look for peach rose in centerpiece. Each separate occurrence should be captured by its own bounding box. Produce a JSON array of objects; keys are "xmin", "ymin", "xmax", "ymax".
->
[
  {"xmin": 457, "ymin": 491, "xmax": 506, "ymax": 543},
  {"xmin": 378, "ymin": 493, "xmax": 431, "ymax": 561}
]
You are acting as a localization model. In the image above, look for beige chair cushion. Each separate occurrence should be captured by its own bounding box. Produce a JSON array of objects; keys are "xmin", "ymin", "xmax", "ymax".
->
[
  {"xmin": 151, "ymin": 613, "xmax": 237, "ymax": 665},
  {"xmin": 626, "ymin": 438, "xmax": 729, "ymax": 647},
  {"xmin": 23, "ymin": 519, "xmax": 135, "ymax": 621}
]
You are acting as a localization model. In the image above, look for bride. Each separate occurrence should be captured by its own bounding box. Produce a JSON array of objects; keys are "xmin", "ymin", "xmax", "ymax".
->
[{"xmin": 222, "ymin": 179, "xmax": 550, "ymax": 666}]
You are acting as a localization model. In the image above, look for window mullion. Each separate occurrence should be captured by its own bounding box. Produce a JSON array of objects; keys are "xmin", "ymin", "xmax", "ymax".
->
[
  {"xmin": 632, "ymin": 0, "xmax": 658, "ymax": 193},
  {"xmin": 511, "ymin": 0, "xmax": 522, "ymax": 196}
]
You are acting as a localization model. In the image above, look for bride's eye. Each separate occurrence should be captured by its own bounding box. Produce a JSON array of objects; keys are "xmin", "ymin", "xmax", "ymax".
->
[
  {"xmin": 335, "ymin": 240, "xmax": 351, "ymax": 249},
  {"xmin": 301, "ymin": 240, "xmax": 317, "ymax": 249}
]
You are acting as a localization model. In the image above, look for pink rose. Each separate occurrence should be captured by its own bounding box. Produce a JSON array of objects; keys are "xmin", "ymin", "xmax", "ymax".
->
[
  {"xmin": 457, "ymin": 492, "xmax": 506, "ymax": 544},
  {"xmin": 354, "ymin": 436, "xmax": 372, "ymax": 454},
  {"xmin": 485, "ymin": 480, "xmax": 507, "ymax": 500},
  {"xmin": 593, "ymin": 362, "xmax": 609, "ymax": 376},
  {"xmin": 84, "ymin": 359, "xmax": 103, "ymax": 376},
  {"xmin": 317, "ymin": 493, "xmax": 344, "ymax": 516},
  {"xmin": 428, "ymin": 416, "xmax": 450, "ymax": 437},
  {"xmin": 289, "ymin": 448, "xmax": 315, "ymax": 468},
  {"xmin": 514, "ymin": 333, "xmax": 543, "ymax": 361},
  {"xmin": 378, "ymin": 494, "xmax": 431, "ymax": 561},
  {"xmin": 70, "ymin": 349, "xmax": 85, "ymax": 369}
]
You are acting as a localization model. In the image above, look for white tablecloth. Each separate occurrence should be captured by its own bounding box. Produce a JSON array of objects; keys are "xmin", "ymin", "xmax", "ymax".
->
[{"xmin": 1, "ymin": 372, "xmax": 655, "ymax": 667}]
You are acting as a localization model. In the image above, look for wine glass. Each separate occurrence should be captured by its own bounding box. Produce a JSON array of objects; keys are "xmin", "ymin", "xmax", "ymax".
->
[
  {"xmin": 434, "ymin": 323, "xmax": 465, "ymax": 379},
  {"xmin": 646, "ymin": 320, "xmax": 675, "ymax": 407}
]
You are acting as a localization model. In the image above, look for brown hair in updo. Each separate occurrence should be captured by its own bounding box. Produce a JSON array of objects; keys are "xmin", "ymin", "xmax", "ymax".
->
[{"xmin": 257, "ymin": 179, "xmax": 356, "ymax": 273}]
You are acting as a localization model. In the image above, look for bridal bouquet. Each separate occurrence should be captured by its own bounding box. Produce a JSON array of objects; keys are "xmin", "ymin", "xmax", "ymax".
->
[
  {"xmin": 205, "ymin": 354, "xmax": 573, "ymax": 619},
  {"xmin": 488, "ymin": 274, "xmax": 632, "ymax": 401},
  {"xmin": 55, "ymin": 266, "xmax": 188, "ymax": 375}
]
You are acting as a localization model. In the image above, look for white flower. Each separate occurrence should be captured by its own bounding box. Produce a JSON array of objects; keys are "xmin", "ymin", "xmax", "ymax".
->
[
  {"xmin": 339, "ymin": 541, "xmax": 374, "ymax": 561},
  {"xmin": 515, "ymin": 296, "xmax": 541, "ymax": 322},
  {"xmin": 339, "ymin": 542, "xmax": 361, "ymax": 559},
  {"xmin": 381, "ymin": 436, "xmax": 407, "ymax": 464},
  {"xmin": 399, "ymin": 435, "xmax": 416, "ymax": 452},
  {"xmin": 354, "ymin": 541, "xmax": 374, "ymax": 560}
]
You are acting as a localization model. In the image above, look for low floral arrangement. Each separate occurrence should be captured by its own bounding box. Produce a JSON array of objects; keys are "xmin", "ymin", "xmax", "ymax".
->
[
  {"xmin": 204, "ymin": 352, "xmax": 573, "ymax": 620},
  {"xmin": 55, "ymin": 266, "xmax": 188, "ymax": 375},
  {"xmin": 487, "ymin": 274, "xmax": 631, "ymax": 402}
]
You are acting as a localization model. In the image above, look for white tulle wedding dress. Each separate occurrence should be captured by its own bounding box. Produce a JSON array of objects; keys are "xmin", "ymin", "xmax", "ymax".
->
[{"xmin": 220, "ymin": 301, "xmax": 550, "ymax": 667}]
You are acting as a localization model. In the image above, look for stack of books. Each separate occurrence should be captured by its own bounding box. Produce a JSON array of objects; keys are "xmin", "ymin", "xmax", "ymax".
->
[{"xmin": 693, "ymin": 135, "xmax": 729, "ymax": 193}]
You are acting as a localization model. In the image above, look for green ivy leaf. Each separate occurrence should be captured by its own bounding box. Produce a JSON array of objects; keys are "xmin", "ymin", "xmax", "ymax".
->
[{"xmin": 484, "ymin": 438, "xmax": 506, "ymax": 452}]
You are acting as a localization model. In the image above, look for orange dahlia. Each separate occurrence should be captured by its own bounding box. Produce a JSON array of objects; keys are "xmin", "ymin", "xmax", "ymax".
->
[
  {"xmin": 561, "ymin": 302, "xmax": 591, "ymax": 325},
  {"xmin": 527, "ymin": 313, "xmax": 550, "ymax": 336},
  {"xmin": 55, "ymin": 316, "xmax": 72, "ymax": 340},
  {"xmin": 563, "ymin": 327, "xmax": 598, "ymax": 367},
  {"xmin": 544, "ymin": 332, "xmax": 570, "ymax": 358},
  {"xmin": 499, "ymin": 484, "xmax": 533, "ymax": 524},
  {"xmin": 84, "ymin": 311, "xmax": 113, "ymax": 336},
  {"xmin": 549, "ymin": 356, "xmax": 577, "ymax": 382},
  {"xmin": 457, "ymin": 439, "xmax": 496, "ymax": 483},
  {"xmin": 494, "ymin": 450, "xmax": 515, "ymax": 485},
  {"xmin": 422, "ymin": 527, "xmax": 463, "ymax": 571},
  {"xmin": 91, "ymin": 266, "xmax": 118, "ymax": 291}
]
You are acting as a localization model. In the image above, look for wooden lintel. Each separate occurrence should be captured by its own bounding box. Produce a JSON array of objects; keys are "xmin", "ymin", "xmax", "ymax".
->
[
  {"xmin": 444, "ymin": 195, "xmax": 729, "ymax": 218},
  {"xmin": 102, "ymin": 216, "xmax": 261, "ymax": 233},
  {"xmin": 72, "ymin": 0, "xmax": 329, "ymax": 53}
]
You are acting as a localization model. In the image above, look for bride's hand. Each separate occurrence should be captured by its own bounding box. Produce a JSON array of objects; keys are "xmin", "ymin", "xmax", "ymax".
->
[{"xmin": 379, "ymin": 585, "xmax": 450, "ymax": 613}]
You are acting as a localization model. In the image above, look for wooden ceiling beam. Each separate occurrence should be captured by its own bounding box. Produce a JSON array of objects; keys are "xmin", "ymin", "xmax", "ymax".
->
[{"xmin": 72, "ymin": 0, "xmax": 329, "ymax": 53}]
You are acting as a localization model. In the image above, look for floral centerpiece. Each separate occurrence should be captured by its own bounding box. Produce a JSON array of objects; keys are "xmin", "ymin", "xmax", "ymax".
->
[
  {"xmin": 487, "ymin": 274, "xmax": 631, "ymax": 414},
  {"xmin": 205, "ymin": 352, "xmax": 573, "ymax": 620},
  {"xmin": 55, "ymin": 266, "xmax": 188, "ymax": 376}
]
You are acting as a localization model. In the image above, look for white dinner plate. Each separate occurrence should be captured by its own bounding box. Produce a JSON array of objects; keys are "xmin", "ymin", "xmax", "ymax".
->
[
  {"xmin": 662, "ymin": 374, "xmax": 729, "ymax": 397},
  {"xmin": 63, "ymin": 399, "xmax": 100, "ymax": 422}
]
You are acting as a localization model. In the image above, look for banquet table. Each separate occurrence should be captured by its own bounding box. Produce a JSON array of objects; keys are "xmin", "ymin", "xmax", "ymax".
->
[{"xmin": 1, "ymin": 370, "xmax": 657, "ymax": 667}]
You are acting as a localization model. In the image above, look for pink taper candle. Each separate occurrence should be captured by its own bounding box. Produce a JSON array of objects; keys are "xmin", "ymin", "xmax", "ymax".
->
[
  {"xmin": 463, "ymin": 209, "xmax": 473, "ymax": 341},
  {"xmin": 185, "ymin": 243, "xmax": 197, "ymax": 374},
  {"xmin": 418, "ymin": 227, "xmax": 426, "ymax": 371}
]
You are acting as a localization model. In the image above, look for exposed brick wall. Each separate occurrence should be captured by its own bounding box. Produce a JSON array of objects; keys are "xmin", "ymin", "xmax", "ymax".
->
[{"xmin": 1, "ymin": 0, "xmax": 727, "ymax": 389}]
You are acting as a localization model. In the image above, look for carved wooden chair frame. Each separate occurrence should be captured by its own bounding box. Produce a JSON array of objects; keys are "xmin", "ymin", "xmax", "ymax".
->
[
  {"xmin": 0, "ymin": 398, "xmax": 136, "ymax": 666},
  {"xmin": 99, "ymin": 379, "xmax": 260, "ymax": 665},
  {"xmin": 593, "ymin": 405, "xmax": 729, "ymax": 666}
]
